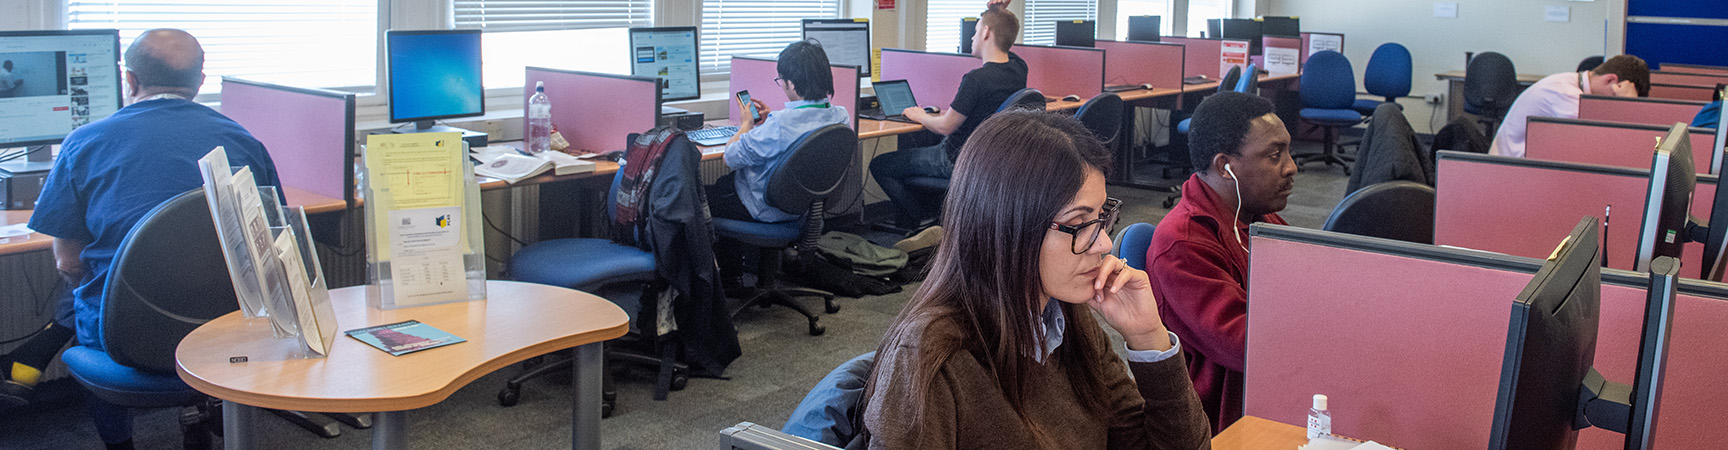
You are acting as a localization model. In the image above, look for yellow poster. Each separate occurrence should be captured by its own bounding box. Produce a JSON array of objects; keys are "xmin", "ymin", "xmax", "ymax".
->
[{"xmin": 365, "ymin": 132, "xmax": 466, "ymax": 257}]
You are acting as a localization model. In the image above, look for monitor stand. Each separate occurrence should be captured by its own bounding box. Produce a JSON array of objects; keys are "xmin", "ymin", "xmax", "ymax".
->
[
  {"xmin": 0, "ymin": 145, "xmax": 54, "ymax": 174},
  {"xmin": 389, "ymin": 121, "xmax": 489, "ymax": 150}
]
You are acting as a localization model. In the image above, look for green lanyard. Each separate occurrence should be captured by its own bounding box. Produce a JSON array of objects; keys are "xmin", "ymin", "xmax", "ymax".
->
[{"xmin": 792, "ymin": 102, "xmax": 831, "ymax": 109}]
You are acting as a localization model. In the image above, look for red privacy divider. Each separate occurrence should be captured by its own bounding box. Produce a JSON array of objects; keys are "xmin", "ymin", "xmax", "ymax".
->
[
  {"xmin": 879, "ymin": 48, "xmax": 979, "ymax": 111},
  {"xmin": 1012, "ymin": 44, "xmax": 1105, "ymax": 98},
  {"xmin": 1652, "ymin": 71, "xmax": 1728, "ymax": 88},
  {"xmin": 525, "ymin": 67, "xmax": 660, "ymax": 154},
  {"xmin": 1159, "ymin": 37, "xmax": 1224, "ymax": 79},
  {"xmin": 1660, "ymin": 63, "xmax": 1728, "ymax": 76},
  {"xmin": 220, "ymin": 78, "xmax": 355, "ymax": 203},
  {"xmin": 1094, "ymin": 40, "xmax": 1184, "ymax": 90},
  {"xmin": 1523, "ymin": 117, "xmax": 1717, "ymax": 174},
  {"xmin": 1650, "ymin": 83, "xmax": 1716, "ymax": 102},
  {"xmin": 727, "ymin": 57, "xmax": 860, "ymax": 128},
  {"xmin": 1576, "ymin": 95, "xmax": 1709, "ymax": 127},
  {"xmin": 1246, "ymin": 227, "xmax": 1728, "ymax": 449},
  {"xmin": 1433, "ymin": 153, "xmax": 1715, "ymax": 278}
]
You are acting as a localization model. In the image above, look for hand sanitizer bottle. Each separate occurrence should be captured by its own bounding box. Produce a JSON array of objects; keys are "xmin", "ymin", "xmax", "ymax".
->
[{"xmin": 1307, "ymin": 394, "xmax": 1332, "ymax": 440}]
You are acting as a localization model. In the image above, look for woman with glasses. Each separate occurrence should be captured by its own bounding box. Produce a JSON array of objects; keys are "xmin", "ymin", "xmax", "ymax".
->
[{"xmin": 860, "ymin": 110, "xmax": 1211, "ymax": 449}]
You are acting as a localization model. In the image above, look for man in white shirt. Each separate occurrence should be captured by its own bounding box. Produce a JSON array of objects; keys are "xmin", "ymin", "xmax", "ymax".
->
[
  {"xmin": 1490, "ymin": 55, "xmax": 1649, "ymax": 158},
  {"xmin": 0, "ymin": 60, "xmax": 20, "ymax": 97}
]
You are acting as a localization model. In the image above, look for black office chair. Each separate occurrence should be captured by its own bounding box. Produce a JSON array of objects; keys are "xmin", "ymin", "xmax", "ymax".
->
[
  {"xmin": 1218, "ymin": 65, "xmax": 1243, "ymax": 96},
  {"xmin": 1074, "ymin": 93, "xmax": 1124, "ymax": 149},
  {"xmin": 713, "ymin": 124, "xmax": 857, "ymax": 336},
  {"xmin": 1463, "ymin": 52, "xmax": 1518, "ymax": 136},
  {"xmin": 998, "ymin": 88, "xmax": 1047, "ymax": 112},
  {"xmin": 1577, "ymin": 55, "xmax": 1606, "ymax": 72},
  {"xmin": 1321, "ymin": 181, "xmax": 1436, "ymax": 245}
]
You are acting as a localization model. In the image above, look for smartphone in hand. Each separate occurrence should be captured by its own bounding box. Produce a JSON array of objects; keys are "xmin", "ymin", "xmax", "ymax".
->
[{"xmin": 735, "ymin": 90, "xmax": 759, "ymax": 123}]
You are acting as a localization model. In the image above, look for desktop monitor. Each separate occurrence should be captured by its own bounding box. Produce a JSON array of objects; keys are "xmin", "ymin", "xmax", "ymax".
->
[
  {"xmin": 802, "ymin": 19, "xmax": 871, "ymax": 78},
  {"xmin": 1634, "ymin": 124, "xmax": 1696, "ymax": 273},
  {"xmin": 386, "ymin": 29, "xmax": 484, "ymax": 129},
  {"xmin": 1702, "ymin": 104, "xmax": 1728, "ymax": 280},
  {"xmin": 959, "ymin": 18, "xmax": 979, "ymax": 54},
  {"xmin": 0, "ymin": 29, "xmax": 123, "ymax": 161},
  {"xmin": 1212, "ymin": 19, "xmax": 1264, "ymax": 55},
  {"xmin": 1260, "ymin": 16, "xmax": 1300, "ymax": 37},
  {"xmin": 629, "ymin": 27, "xmax": 701, "ymax": 101},
  {"xmin": 1127, "ymin": 16, "xmax": 1162, "ymax": 42},
  {"xmin": 1055, "ymin": 20, "xmax": 1096, "ymax": 47}
]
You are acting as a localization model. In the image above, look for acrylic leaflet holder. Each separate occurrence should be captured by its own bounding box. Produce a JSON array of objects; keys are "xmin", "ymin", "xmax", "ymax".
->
[{"xmin": 360, "ymin": 132, "xmax": 487, "ymax": 310}]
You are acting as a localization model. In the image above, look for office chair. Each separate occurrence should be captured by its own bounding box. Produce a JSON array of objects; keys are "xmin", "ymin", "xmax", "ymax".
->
[
  {"xmin": 713, "ymin": 124, "xmax": 857, "ymax": 336},
  {"xmin": 1074, "ymin": 93, "xmax": 1124, "ymax": 149},
  {"xmin": 780, "ymin": 351, "xmax": 876, "ymax": 447},
  {"xmin": 1321, "ymin": 180, "xmax": 1436, "ymax": 245},
  {"xmin": 1167, "ymin": 67, "xmax": 1253, "ymax": 207},
  {"xmin": 1577, "ymin": 55, "xmax": 1606, "ymax": 72},
  {"xmin": 1297, "ymin": 50, "xmax": 1363, "ymax": 174},
  {"xmin": 1235, "ymin": 63, "xmax": 1260, "ymax": 95},
  {"xmin": 896, "ymin": 89, "xmax": 1048, "ymax": 227},
  {"xmin": 505, "ymin": 165, "xmax": 690, "ymax": 413},
  {"xmin": 1176, "ymin": 65, "xmax": 1247, "ymax": 134},
  {"xmin": 1113, "ymin": 223, "xmax": 1156, "ymax": 272},
  {"xmin": 1463, "ymin": 52, "xmax": 1518, "ymax": 136},
  {"xmin": 1354, "ymin": 43, "xmax": 1413, "ymax": 115}
]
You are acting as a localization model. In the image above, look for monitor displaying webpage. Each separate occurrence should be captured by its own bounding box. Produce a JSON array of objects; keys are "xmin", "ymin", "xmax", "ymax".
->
[
  {"xmin": 803, "ymin": 20, "xmax": 871, "ymax": 77},
  {"xmin": 630, "ymin": 28, "xmax": 699, "ymax": 101},
  {"xmin": 0, "ymin": 31, "xmax": 122, "ymax": 148}
]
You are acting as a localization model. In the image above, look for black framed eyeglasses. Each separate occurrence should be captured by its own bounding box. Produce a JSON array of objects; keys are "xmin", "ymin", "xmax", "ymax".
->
[{"xmin": 1049, "ymin": 198, "xmax": 1121, "ymax": 254}]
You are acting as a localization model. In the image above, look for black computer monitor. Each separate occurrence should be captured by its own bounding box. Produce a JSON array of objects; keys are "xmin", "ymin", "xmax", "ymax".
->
[
  {"xmin": 0, "ymin": 29, "xmax": 123, "ymax": 166},
  {"xmin": 1127, "ymin": 16, "xmax": 1162, "ymax": 42},
  {"xmin": 802, "ymin": 19, "xmax": 871, "ymax": 77},
  {"xmin": 1212, "ymin": 18, "xmax": 1264, "ymax": 55},
  {"xmin": 1489, "ymin": 217, "xmax": 1602, "ymax": 450},
  {"xmin": 628, "ymin": 26, "xmax": 701, "ymax": 101},
  {"xmin": 1634, "ymin": 124, "xmax": 1697, "ymax": 273},
  {"xmin": 1260, "ymin": 16, "xmax": 1300, "ymax": 37},
  {"xmin": 960, "ymin": 17, "xmax": 979, "ymax": 54},
  {"xmin": 1055, "ymin": 20, "xmax": 1096, "ymax": 47},
  {"xmin": 386, "ymin": 29, "xmax": 484, "ymax": 129}
]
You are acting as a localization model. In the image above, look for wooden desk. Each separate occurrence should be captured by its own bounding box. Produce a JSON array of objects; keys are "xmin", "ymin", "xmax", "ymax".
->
[
  {"xmin": 1435, "ymin": 70, "xmax": 1547, "ymax": 123},
  {"xmin": 176, "ymin": 280, "xmax": 629, "ymax": 450},
  {"xmin": 1212, "ymin": 416, "xmax": 1309, "ymax": 449},
  {"xmin": 0, "ymin": 209, "xmax": 50, "ymax": 256}
]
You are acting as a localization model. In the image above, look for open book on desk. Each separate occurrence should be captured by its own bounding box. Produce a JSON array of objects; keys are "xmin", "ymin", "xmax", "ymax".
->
[{"xmin": 471, "ymin": 146, "xmax": 596, "ymax": 183}]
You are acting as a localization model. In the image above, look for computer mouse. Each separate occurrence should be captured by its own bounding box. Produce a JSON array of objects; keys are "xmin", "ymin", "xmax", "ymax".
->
[
  {"xmin": 923, "ymin": 106, "xmax": 940, "ymax": 114},
  {"xmin": 1062, "ymin": 95, "xmax": 1081, "ymax": 102},
  {"xmin": 1140, "ymin": 83, "xmax": 1155, "ymax": 90}
]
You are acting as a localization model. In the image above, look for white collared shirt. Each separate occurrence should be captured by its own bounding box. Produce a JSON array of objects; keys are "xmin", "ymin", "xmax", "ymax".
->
[
  {"xmin": 1034, "ymin": 299, "xmax": 1183, "ymax": 364},
  {"xmin": 1490, "ymin": 71, "xmax": 1591, "ymax": 158}
]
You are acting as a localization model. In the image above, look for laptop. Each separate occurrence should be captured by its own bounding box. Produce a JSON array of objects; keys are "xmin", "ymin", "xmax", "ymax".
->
[{"xmin": 861, "ymin": 79, "xmax": 921, "ymax": 123}]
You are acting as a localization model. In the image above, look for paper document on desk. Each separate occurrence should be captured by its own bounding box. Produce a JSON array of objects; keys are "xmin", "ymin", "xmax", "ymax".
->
[
  {"xmin": 275, "ymin": 231, "xmax": 337, "ymax": 356},
  {"xmin": 199, "ymin": 147, "xmax": 270, "ymax": 318},
  {"xmin": 0, "ymin": 223, "xmax": 31, "ymax": 239},
  {"xmin": 472, "ymin": 150, "xmax": 595, "ymax": 183},
  {"xmin": 1299, "ymin": 436, "xmax": 1398, "ymax": 450},
  {"xmin": 387, "ymin": 207, "xmax": 467, "ymax": 307}
]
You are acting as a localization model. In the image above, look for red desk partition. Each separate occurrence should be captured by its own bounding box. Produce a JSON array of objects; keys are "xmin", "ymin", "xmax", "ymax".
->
[
  {"xmin": 1433, "ymin": 152, "xmax": 1717, "ymax": 279},
  {"xmin": 1094, "ymin": 40, "xmax": 1184, "ymax": 90},
  {"xmin": 1159, "ymin": 37, "xmax": 1224, "ymax": 79},
  {"xmin": 1011, "ymin": 44, "xmax": 1105, "ymax": 98},
  {"xmin": 1246, "ymin": 225, "xmax": 1728, "ymax": 450},
  {"xmin": 726, "ymin": 56, "xmax": 861, "ymax": 128},
  {"xmin": 1524, "ymin": 117, "xmax": 1718, "ymax": 174},
  {"xmin": 879, "ymin": 48, "xmax": 979, "ymax": 111},
  {"xmin": 525, "ymin": 67, "xmax": 659, "ymax": 154},
  {"xmin": 1577, "ymin": 95, "xmax": 1709, "ymax": 127},
  {"xmin": 1650, "ymin": 83, "xmax": 1717, "ymax": 101},
  {"xmin": 1660, "ymin": 63, "xmax": 1728, "ymax": 76},
  {"xmin": 220, "ymin": 77, "xmax": 356, "ymax": 205},
  {"xmin": 1652, "ymin": 71, "xmax": 1728, "ymax": 88}
]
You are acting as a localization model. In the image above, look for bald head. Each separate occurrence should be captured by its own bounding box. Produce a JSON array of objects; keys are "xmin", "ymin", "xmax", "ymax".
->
[{"xmin": 124, "ymin": 29, "xmax": 204, "ymax": 95}]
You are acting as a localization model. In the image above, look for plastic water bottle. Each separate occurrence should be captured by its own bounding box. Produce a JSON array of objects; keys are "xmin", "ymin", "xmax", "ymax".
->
[
  {"xmin": 1307, "ymin": 394, "xmax": 1332, "ymax": 440},
  {"xmin": 527, "ymin": 81, "xmax": 552, "ymax": 154}
]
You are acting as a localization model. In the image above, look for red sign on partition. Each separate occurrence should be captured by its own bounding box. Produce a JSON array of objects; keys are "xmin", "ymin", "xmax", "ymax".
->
[{"xmin": 878, "ymin": 0, "xmax": 895, "ymax": 10}]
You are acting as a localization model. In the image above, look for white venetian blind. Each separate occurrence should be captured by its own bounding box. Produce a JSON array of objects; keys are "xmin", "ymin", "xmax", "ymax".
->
[
  {"xmin": 454, "ymin": 0, "xmax": 652, "ymax": 33},
  {"xmin": 926, "ymin": 0, "xmax": 980, "ymax": 53},
  {"xmin": 67, "ymin": 0, "xmax": 378, "ymax": 94},
  {"xmin": 701, "ymin": 0, "xmax": 840, "ymax": 76},
  {"xmin": 1023, "ymin": 0, "xmax": 1098, "ymax": 45}
]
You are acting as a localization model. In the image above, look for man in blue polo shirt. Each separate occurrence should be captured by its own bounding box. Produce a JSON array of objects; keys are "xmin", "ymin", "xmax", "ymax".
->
[{"xmin": 21, "ymin": 29, "xmax": 280, "ymax": 450}]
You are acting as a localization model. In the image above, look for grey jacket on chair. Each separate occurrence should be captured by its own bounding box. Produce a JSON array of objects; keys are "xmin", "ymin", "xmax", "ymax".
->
[{"xmin": 1347, "ymin": 103, "xmax": 1432, "ymax": 195}]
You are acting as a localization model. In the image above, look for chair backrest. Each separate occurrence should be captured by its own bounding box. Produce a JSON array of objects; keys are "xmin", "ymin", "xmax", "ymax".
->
[
  {"xmin": 1322, "ymin": 180, "xmax": 1436, "ymax": 245},
  {"xmin": 765, "ymin": 124, "xmax": 858, "ymax": 215},
  {"xmin": 996, "ymin": 88, "xmax": 1046, "ymax": 113},
  {"xmin": 1113, "ymin": 222, "xmax": 1156, "ymax": 271},
  {"xmin": 1234, "ymin": 63, "xmax": 1258, "ymax": 94},
  {"xmin": 1301, "ymin": 51, "xmax": 1357, "ymax": 110},
  {"xmin": 1073, "ymin": 92, "xmax": 1124, "ymax": 146},
  {"xmin": 1364, "ymin": 43, "xmax": 1413, "ymax": 100},
  {"xmin": 1577, "ymin": 55, "xmax": 1606, "ymax": 72},
  {"xmin": 781, "ymin": 351, "xmax": 876, "ymax": 446},
  {"xmin": 1463, "ymin": 52, "xmax": 1518, "ymax": 115},
  {"xmin": 102, "ymin": 189, "xmax": 240, "ymax": 372},
  {"xmin": 1218, "ymin": 65, "xmax": 1243, "ymax": 94}
]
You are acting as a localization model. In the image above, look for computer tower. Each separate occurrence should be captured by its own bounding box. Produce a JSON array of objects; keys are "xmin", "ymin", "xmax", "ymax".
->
[
  {"xmin": 959, "ymin": 17, "xmax": 978, "ymax": 54},
  {"xmin": 1127, "ymin": 15, "xmax": 1161, "ymax": 42}
]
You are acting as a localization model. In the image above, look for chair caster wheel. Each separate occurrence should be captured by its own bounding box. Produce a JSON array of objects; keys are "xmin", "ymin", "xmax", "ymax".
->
[
  {"xmin": 808, "ymin": 322, "xmax": 826, "ymax": 336},
  {"xmin": 824, "ymin": 298, "xmax": 840, "ymax": 314},
  {"xmin": 671, "ymin": 375, "xmax": 689, "ymax": 391},
  {"xmin": 602, "ymin": 402, "xmax": 614, "ymax": 419},
  {"xmin": 497, "ymin": 386, "xmax": 521, "ymax": 407}
]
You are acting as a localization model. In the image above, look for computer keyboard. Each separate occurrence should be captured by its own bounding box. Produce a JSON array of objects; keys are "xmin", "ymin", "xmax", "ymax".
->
[{"xmin": 688, "ymin": 126, "xmax": 739, "ymax": 146}]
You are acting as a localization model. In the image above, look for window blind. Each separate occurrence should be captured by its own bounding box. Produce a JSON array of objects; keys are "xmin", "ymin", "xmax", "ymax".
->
[
  {"xmin": 926, "ymin": 0, "xmax": 980, "ymax": 53},
  {"xmin": 454, "ymin": 0, "xmax": 652, "ymax": 33},
  {"xmin": 1023, "ymin": 0, "xmax": 1098, "ymax": 45},
  {"xmin": 700, "ymin": 0, "xmax": 840, "ymax": 76},
  {"xmin": 67, "ymin": 0, "xmax": 377, "ymax": 94}
]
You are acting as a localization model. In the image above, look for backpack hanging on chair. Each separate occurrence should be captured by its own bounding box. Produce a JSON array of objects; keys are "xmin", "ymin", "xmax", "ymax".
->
[{"xmin": 611, "ymin": 126, "xmax": 685, "ymax": 246}]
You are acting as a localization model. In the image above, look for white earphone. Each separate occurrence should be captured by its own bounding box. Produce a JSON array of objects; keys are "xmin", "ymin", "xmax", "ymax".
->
[{"xmin": 1223, "ymin": 163, "xmax": 1250, "ymax": 254}]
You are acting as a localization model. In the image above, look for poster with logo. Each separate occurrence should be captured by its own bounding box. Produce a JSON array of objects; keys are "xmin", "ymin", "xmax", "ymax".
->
[{"xmin": 1220, "ymin": 40, "xmax": 1250, "ymax": 82}]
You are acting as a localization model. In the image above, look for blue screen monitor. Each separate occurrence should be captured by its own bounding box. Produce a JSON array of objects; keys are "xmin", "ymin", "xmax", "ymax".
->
[
  {"xmin": 387, "ymin": 29, "xmax": 484, "ymax": 127},
  {"xmin": 629, "ymin": 27, "xmax": 701, "ymax": 101},
  {"xmin": 0, "ymin": 29, "xmax": 123, "ymax": 157}
]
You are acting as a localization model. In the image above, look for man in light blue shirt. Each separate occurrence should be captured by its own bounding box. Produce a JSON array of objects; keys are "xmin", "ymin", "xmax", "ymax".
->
[{"xmin": 709, "ymin": 39, "xmax": 851, "ymax": 223}]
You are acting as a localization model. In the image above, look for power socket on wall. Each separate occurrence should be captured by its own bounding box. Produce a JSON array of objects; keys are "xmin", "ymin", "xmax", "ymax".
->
[{"xmin": 1424, "ymin": 93, "xmax": 1444, "ymax": 105}]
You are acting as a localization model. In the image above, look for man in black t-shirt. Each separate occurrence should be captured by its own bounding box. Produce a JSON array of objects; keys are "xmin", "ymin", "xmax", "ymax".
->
[{"xmin": 870, "ymin": 2, "xmax": 1027, "ymax": 228}]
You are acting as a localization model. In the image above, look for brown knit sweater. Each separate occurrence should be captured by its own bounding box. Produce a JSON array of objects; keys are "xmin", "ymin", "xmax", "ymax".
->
[{"xmin": 863, "ymin": 313, "xmax": 1213, "ymax": 450}]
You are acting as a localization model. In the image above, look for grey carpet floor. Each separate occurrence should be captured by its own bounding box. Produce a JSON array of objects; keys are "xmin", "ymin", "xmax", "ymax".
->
[{"xmin": 0, "ymin": 140, "xmax": 1353, "ymax": 450}]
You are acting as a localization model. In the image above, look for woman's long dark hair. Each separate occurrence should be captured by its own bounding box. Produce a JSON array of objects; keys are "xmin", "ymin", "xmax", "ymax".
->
[{"xmin": 862, "ymin": 110, "xmax": 1117, "ymax": 446}]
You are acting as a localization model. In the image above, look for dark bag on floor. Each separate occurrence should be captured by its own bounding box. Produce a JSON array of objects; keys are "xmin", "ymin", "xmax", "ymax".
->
[{"xmin": 788, "ymin": 256, "xmax": 902, "ymax": 298}]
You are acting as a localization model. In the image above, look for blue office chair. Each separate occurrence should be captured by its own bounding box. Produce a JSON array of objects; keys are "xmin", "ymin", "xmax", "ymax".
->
[
  {"xmin": 1074, "ymin": 93, "xmax": 1124, "ymax": 148},
  {"xmin": 1177, "ymin": 65, "xmax": 1249, "ymax": 134},
  {"xmin": 1297, "ymin": 50, "xmax": 1363, "ymax": 174},
  {"xmin": 713, "ymin": 124, "xmax": 857, "ymax": 336},
  {"xmin": 1354, "ymin": 43, "xmax": 1413, "ymax": 115},
  {"xmin": 1463, "ymin": 52, "xmax": 1518, "ymax": 136},
  {"xmin": 1113, "ymin": 222, "xmax": 1157, "ymax": 271},
  {"xmin": 1322, "ymin": 181, "xmax": 1436, "ymax": 245},
  {"xmin": 60, "ymin": 189, "xmax": 227, "ymax": 449},
  {"xmin": 1235, "ymin": 63, "xmax": 1259, "ymax": 95},
  {"xmin": 781, "ymin": 351, "xmax": 876, "ymax": 447}
]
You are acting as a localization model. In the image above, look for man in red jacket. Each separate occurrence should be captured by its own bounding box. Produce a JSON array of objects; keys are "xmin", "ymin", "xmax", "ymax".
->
[{"xmin": 1146, "ymin": 91, "xmax": 1296, "ymax": 432}]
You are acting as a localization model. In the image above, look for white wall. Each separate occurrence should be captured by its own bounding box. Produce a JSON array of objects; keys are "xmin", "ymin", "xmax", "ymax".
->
[{"xmin": 1270, "ymin": 0, "xmax": 1626, "ymax": 133}]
